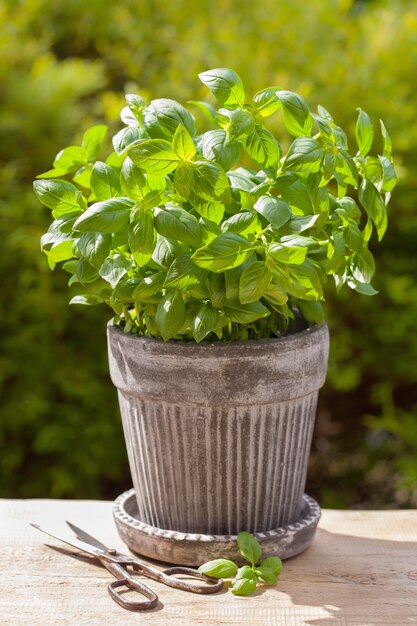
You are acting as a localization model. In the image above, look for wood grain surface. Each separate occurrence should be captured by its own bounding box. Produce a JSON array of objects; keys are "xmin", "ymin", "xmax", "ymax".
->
[{"xmin": 1, "ymin": 499, "xmax": 416, "ymax": 625}]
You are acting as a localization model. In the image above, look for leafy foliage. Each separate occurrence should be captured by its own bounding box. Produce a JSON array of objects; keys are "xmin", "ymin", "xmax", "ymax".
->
[
  {"xmin": 35, "ymin": 70, "xmax": 396, "ymax": 343},
  {"xmin": 198, "ymin": 531, "xmax": 283, "ymax": 596}
]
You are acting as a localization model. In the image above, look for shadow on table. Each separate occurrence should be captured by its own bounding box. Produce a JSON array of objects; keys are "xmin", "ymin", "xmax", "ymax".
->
[{"xmin": 278, "ymin": 528, "xmax": 417, "ymax": 625}]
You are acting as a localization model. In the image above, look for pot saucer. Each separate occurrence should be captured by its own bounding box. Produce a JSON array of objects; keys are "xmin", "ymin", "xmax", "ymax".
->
[{"xmin": 113, "ymin": 489, "xmax": 321, "ymax": 566}]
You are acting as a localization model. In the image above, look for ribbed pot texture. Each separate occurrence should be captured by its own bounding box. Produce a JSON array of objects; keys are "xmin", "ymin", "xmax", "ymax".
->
[{"xmin": 107, "ymin": 323, "xmax": 329, "ymax": 535}]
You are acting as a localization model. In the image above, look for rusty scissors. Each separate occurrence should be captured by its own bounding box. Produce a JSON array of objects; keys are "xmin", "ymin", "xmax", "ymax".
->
[{"xmin": 30, "ymin": 521, "xmax": 223, "ymax": 611}]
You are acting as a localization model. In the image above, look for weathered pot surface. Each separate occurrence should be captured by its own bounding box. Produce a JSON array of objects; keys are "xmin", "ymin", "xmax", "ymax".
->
[{"xmin": 108, "ymin": 322, "xmax": 329, "ymax": 546}]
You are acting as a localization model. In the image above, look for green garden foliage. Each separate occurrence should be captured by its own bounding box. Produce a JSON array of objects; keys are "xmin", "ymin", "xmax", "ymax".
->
[{"xmin": 1, "ymin": 0, "xmax": 416, "ymax": 505}]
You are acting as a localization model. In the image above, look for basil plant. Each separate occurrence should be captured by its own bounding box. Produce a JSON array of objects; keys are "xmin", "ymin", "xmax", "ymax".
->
[{"xmin": 35, "ymin": 68, "xmax": 397, "ymax": 342}]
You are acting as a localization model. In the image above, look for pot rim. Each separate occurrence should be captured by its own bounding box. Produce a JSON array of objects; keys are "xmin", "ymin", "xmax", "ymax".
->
[{"xmin": 107, "ymin": 319, "xmax": 328, "ymax": 351}]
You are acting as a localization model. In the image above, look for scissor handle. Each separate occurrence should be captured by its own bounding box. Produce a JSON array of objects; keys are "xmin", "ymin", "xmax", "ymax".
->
[
  {"xmin": 104, "ymin": 560, "xmax": 158, "ymax": 611},
  {"xmin": 162, "ymin": 566, "xmax": 224, "ymax": 594}
]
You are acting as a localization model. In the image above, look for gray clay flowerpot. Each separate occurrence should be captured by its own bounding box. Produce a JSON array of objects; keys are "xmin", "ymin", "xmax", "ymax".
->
[{"xmin": 107, "ymin": 322, "xmax": 329, "ymax": 536}]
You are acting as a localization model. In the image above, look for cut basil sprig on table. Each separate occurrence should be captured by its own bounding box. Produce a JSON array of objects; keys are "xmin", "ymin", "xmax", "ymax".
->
[
  {"xmin": 35, "ymin": 68, "xmax": 397, "ymax": 342},
  {"xmin": 198, "ymin": 531, "xmax": 283, "ymax": 597}
]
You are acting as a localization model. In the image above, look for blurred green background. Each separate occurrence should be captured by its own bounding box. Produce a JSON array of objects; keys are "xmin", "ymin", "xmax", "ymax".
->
[{"xmin": 1, "ymin": 0, "xmax": 416, "ymax": 508}]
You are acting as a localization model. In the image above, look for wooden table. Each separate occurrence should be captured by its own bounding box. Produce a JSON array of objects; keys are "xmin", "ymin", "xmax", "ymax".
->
[{"xmin": 1, "ymin": 499, "xmax": 416, "ymax": 625}]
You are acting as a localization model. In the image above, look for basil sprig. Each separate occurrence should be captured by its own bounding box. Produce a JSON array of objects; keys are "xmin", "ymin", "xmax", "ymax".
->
[{"xmin": 198, "ymin": 531, "xmax": 283, "ymax": 597}]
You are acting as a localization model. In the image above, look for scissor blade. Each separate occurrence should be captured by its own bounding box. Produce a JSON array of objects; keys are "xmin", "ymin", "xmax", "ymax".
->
[
  {"xmin": 65, "ymin": 521, "xmax": 110, "ymax": 552},
  {"xmin": 30, "ymin": 523, "xmax": 105, "ymax": 558}
]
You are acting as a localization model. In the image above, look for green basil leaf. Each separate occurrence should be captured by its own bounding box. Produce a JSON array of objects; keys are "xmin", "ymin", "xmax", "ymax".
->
[
  {"xmin": 297, "ymin": 300, "xmax": 325, "ymax": 325},
  {"xmin": 283, "ymin": 214, "xmax": 320, "ymax": 234},
  {"xmin": 344, "ymin": 224, "xmax": 364, "ymax": 253},
  {"xmin": 235, "ymin": 565, "xmax": 255, "ymax": 580},
  {"xmin": 224, "ymin": 108, "xmax": 255, "ymax": 141},
  {"xmin": 355, "ymin": 108, "xmax": 374, "ymax": 157},
  {"xmin": 255, "ymin": 566, "xmax": 277, "ymax": 584},
  {"xmin": 231, "ymin": 577, "xmax": 257, "ymax": 596},
  {"xmin": 263, "ymin": 283, "xmax": 288, "ymax": 308},
  {"xmin": 358, "ymin": 179, "xmax": 387, "ymax": 241},
  {"xmin": 363, "ymin": 156, "xmax": 383, "ymax": 187},
  {"xmin": 312, "ymin": 113, "xmax": 333, "ymax": 138},
  {"xmin": 193, "ymin": 160, "xmax": 230, "ymax": 201},
  {"xmin": 280, "ymin": 234, "xmax": 319, "ymax": 248},
  {"xmin": 53, "ymin": 146, "xmax": 87, "ymax": 174},
  {"xmin": 267, "ymin": 242, "xmax": 307, "ymax": 265},
  {"xmin": 208, "ymin": 272, "xmax": 227, "ymax": 307},
  {"xmin": 73, "ymin": 197, "xmax": 135, "ymax": 233},
  {"xmin": 41, "ymin": 213, "xmax": 79, "ymax": 247},
  {"xmin": 112, "ymin": 126, "xmax": 147, "ymax": 157},
  {"xmin": 283, "ymin": 137, "xmax": 324, "ymax": 172},
  {"xmin": 112, "ymin": 278, "xmax": 142, "ymax": 303},
  {"xmin": 105, "ymin": 151, "xmax": 125, "ymax": 168},
  {"xmin": 69, "ymin": 294, "xmax": 104, "ymax": 306},
  {"xmin": 260, "ymin": 556, "xmax": 283, "ymax": 576},
  {"xmin": 198, "ymin": 217, "xmax": 220, "ymax": 246},
  {"xmin": 164, "ymin": 254, "xmax": 207, "ymax": 289},
  {"xmin": 154, "ymin": 205, "xmax": 201, "ymax": 247},
  {"xmin": 224, "ymin": 262, "xmax": 251, "ymax": 301},
  {"xmin": 120, "ymin": 157, "xmax": 166, "ymax": 203},
  {"xmin": 155, "ymin": 291, "xmax": 186, "ymax": 340},
  {"xmin": 71, "ymin": 258, "xmax": 100, "ymax": 284},
  {"xmin": 132, "ymin": 272, "xmax": 166, "ymax": 301},
  {"xmin": 224, "ymin": 299, "xmax": 270, "ymax": 324},
  {"xmin": 227, "ymin": 169, "xmax": 259, "ymax": 193},
  {"xmin": 288, "ymin": 260, "xmax": 323, "ymax": 300},
  {"xmin": 74, "ymin": 164, "xmax": 92, "ymax": 189},
  {"xmin": 78, "ymin": 232, "xmax": 111, "ymax": 269},
  {"xmin": 82, "ymin": 125, "xmax": 108, "ymax": 161},
  {"xmin": 198, "ymin": 559, "xmax": 238, "ymax": 579},
  {"xmin": 125, "ymin": 94, "xmax": 145, "ymax": 118},
  {"xmin": 221, "ymin": 211, "xmax": 259, "ymax": 236},
  {"xmin": 351, "ymin": 248, "xmax": 375, "ymax": 283},
  {"xmin": 252, "ymin": 87, "xmax": 281, "ymax": 117},
  {"xmin": 239, "ymin": 261, "xmax": 272, "ymax": 304},
  {"xmin": 275, "ymin": 174, "xmax": 313, "ymax": 215},
  {"xmin": 322, "ymin": 152, "xmax": 336, "ymax": 181},
  {"xmin": 152, "ymin": 235, "xmax": 185, "ymax": 268},
  {"xmin": 45, "ymin": 240, "xmax": 74, "ymax": 264},
  {"xmin": 254, "ymin": 195, "xmax": 292, "ymax": 229},
  {"xmin": 332, "ymin": 125, "xmax": 348, "ymax": 149},
  {"xmin": 129, "ymin": 208, "xmax": 156, "ymax": 266},
  {"xmin": 172, "ymin": 125, "xmax": 196, "ymax": 160},
  {"xmin": 347, "ymin": 278, "xmax": 378, "ymax": 296},
  {"xmin": 244, "ymin": 127, "xmax": 281, "ymax": 170},
  {"xmin": 327, "ymin": 232, "xmax": 346, "ymax": 273},
  {"xmin": 335, "ymin": 150, "xmax": 358, "ymax": 187},
  {"xmin": 191, "ymin": 304, "xmax": 219, "ymax": 343},
  {"xmin": 174, "ymin": 163, "xmax": 194, "ymax": 199},
  {"xmin": 90, "ymin": 162, "xmax": 121, "ymax": 201},
  {"xmin": 378, "ymin": 156, "xmax": 397, "ymax": 193},
  {"xmin": 149, "ymin": 98, "xmax": 197, "ymax": 138},
  {"xmin": 191, "ymin": 233, "xmax": 252, "ymax": 272},
  {"xmin": 201, "ymin": 129, "xmax": 240, "ymax": 171},
  {"xmin": 276, "ymin": 90, "xmax": 313, "ymax": 137},
  {"xmin": 317, "ymin": 104, "xmax": 333, "ymax": 121},
  {"xmin": 120, "ymin": 157, "xmax": 147, "ymax": 199},
  {"xmin": 379, "ymin": 119, "xmax": 392, "ymax": 159},
  {"xmin": 198, "ymin": 68, "xmax": 245, "ymax": 109},
  {"xmin": 192, "ymin": 199, "xmax": 225, "ymax": 225},
  {"xmin": 33, "ymin": 179, "xmax": 86, "ymax": 217},
  {"xmin": 99, "ymin": 254, "xmax": 131, "ymax": 288},
  {"xmin": 129, "ymin": 139, "xmax": 180, "ymax": 175},
  {"xmin": 187, "ymin": 100, "xmax": 218, "ymax": 123}
]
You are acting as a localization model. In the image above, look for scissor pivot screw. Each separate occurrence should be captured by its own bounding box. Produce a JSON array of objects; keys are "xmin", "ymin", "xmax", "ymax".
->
[{"xmin": 107, "ymin": 548, "xmax": 118, "ymax": 555}]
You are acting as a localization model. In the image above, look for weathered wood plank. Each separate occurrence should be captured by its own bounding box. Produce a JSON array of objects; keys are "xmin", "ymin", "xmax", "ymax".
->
[{"xmin": 1, "ymin": 499, "xmax": 416, "ymax": 625}]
